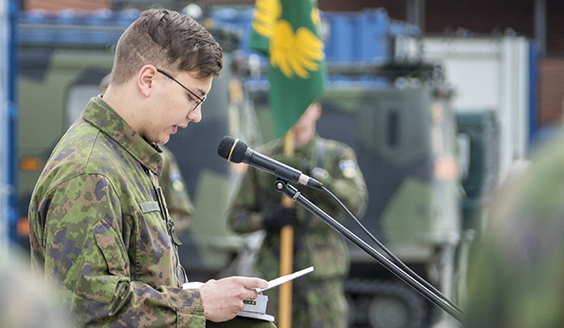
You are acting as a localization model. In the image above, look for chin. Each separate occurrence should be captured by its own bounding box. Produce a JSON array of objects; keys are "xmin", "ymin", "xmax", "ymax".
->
[{"xmin": 150, "ymin": 135, "xmax": 168, "ymax": 145}]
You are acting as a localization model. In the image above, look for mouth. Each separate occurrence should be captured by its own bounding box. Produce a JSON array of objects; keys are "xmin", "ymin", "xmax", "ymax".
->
[{"xmin": 172, "ymin": 123, "xmax": 188, "ymax": 134}]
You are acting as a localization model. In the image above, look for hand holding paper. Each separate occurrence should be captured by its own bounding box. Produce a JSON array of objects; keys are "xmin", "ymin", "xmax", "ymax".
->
[{"xmin": 182, "ymin": 266, "xmax": 314, "ymax": 292}]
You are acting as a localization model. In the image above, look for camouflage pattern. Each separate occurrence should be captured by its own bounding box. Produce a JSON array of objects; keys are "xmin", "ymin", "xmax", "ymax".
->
[
  {"xmin": 160, "ymin": 145, "xmax": 195, "ymax": 234},
  {"xmin": 261, "ymin": 278, "xmax": 348, "ymax": 328},
  {"xmin": 28, "ymin": 96, "xmax": 206, "ymax": 327},
  {"xmin": 228, "ymin": 135, "xmax": 368, "ymax": 327},
  {"xmin": 463, "ymin": 138, "xmax": 564, "ymax": 328}
]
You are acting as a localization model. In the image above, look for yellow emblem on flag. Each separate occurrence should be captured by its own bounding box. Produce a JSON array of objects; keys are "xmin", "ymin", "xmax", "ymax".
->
[
  {"xmin": 252, "ymin": 0, "xmax": 281, "ymax": 38},
  {"xmin": 270, "ymin": 20, "xmax": 324, "ymax": 79},
  {"xmin": 248, "ymin": 0, "xmax": 327, "ymax": 137}
]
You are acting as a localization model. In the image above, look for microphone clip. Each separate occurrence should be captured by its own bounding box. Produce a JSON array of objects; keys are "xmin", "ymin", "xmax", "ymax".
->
[{"xmin": 274, "ymin": 179, "xmax": 301, "ymax": 202}]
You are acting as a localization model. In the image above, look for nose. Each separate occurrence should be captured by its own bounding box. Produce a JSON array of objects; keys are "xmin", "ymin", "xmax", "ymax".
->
[{"xmin": 188, "ymin": 105, "xmax": 202, "ymax": 123}]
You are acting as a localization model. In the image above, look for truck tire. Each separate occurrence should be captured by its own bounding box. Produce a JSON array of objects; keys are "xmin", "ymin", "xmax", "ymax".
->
[{"xmin": 345, "ymin": 280, "xmax": 428, "ymax": 328}]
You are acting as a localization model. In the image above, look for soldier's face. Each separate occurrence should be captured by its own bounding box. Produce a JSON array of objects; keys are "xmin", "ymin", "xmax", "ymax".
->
[
  {"xmin": 148, "ymin": 71, "xmax": 213, "ymax": 144},
  {"xmin": 293, "ymin": 103, "xmax": 321, "ymax": 135}
]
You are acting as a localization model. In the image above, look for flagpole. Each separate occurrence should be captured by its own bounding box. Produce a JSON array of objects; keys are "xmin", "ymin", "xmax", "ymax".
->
[
  {"xmin": 279, "ymin": 129, "xmax": 295, "ymax": 328},
  {"xmin": 247, "ymin": 0, "xmax": 325, "ymax": 324}
]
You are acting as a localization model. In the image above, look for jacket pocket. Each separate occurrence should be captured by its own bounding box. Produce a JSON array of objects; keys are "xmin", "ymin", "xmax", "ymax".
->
[
  {"xmin": 74, "ymin": 219, "xmax": 129, "ymax": 304},
  {"xmin": 93, "ymin": 219, "xmax": 129, "ymax": 277}
]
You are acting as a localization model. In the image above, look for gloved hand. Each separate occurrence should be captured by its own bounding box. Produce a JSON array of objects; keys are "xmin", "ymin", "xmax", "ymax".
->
[{"xmin": 262, "ymin": 205, "xmax": 299, "ymax": 232}]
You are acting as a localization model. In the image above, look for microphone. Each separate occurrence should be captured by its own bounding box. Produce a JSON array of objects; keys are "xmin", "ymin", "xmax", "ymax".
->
[{"xmin": 217, "ymin": 136, "xmax": 323, "ymax": 189}]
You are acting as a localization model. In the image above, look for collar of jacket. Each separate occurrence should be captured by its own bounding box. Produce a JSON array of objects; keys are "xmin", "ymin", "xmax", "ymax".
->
[
  {"xmin": 81, "ymin": 96, "xmax": 165, "ymax": 176},
  {"xmin": 278, "ymin": 133, "xmax": 319, "ymax": 155}
]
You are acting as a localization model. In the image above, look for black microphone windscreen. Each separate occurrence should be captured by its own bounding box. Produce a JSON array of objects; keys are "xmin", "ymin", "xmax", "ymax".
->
[{"xmin": 217, "ymin": 136, "xmax": 248, "ymax": 163}]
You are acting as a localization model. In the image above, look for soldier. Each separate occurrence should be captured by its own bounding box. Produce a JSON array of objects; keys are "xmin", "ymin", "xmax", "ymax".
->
[
  {"xmin": 227, "ymin": 102, "xmax": 368, "ymax": 327},
  {"xmin": 28, "ymin": 9, "xmax": 268, "ymax": 327},
  {"xmin": 463, "ymin": 138, "xmax": 564, "ymax": 327}
]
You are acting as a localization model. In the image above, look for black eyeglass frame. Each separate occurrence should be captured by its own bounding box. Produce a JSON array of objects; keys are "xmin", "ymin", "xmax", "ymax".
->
[{"xmin": 157, "ymin": 69, "xmax": 206, "ymax": 110}]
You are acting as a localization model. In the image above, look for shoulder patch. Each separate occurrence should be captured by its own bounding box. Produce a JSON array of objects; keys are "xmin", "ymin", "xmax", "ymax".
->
[
  {"xmin": 170, "ymin": 170, "xmax": 181, "ymax": 182},
  {"xmin": 170, "ymin": 170, "xmax": 186, "ymax": 191},
  {"xmin": 339, "ymin": 160, "xmax": 357, "ymax": 178},
  {"xmin": 172, "ymin": 180, "xmax": 185, "ymax": 192}
]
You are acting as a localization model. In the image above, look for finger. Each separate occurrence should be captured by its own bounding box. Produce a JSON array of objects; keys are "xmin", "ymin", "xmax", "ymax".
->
[
  {"xmin": 241, "ymin": 277, "xmax": 269, "ymax": 289},
  {"xmin": 242, "ymin": 289, "xmax": 260, "ymax": 301}
]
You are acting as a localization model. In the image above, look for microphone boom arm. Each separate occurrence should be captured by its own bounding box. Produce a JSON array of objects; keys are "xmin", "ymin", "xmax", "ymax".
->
[{"xmin": 273, "ymin": 179, "xmax": 464, "ymax": 322}]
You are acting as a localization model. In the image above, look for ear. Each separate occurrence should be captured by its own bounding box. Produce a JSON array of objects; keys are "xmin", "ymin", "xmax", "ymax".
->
[{"xmin": 138, "ymin": 65, "xmax": 158, "ymax": 97}]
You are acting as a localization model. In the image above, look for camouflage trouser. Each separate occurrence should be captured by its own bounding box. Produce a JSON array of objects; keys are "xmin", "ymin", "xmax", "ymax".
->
[{"xmin": 265, "ymin": 278, "xmax": 348, "ymax": 328}]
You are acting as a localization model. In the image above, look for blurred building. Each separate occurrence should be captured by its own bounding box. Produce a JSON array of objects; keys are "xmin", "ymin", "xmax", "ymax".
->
[{"xmin": 19, "ymin": 0, "xmax": 564, "ymax": 127}]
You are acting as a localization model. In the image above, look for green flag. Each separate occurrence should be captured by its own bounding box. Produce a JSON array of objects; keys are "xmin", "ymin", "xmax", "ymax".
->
[{"xmin": 249, "ymin": 0, "xmax": 327, "ymax": 137}]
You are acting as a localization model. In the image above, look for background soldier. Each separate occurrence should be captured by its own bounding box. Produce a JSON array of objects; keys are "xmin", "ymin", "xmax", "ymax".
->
[
  {"xmin": 228, "ymin": 102, "xmax": 368, "ymax": 328},
  {"xmin": 463, "ymin": 138, "xmax": 564, "ymax": 328},
  {"xmin": 159, "ymin": 146, "xmax": 195, "ymax": 234}
]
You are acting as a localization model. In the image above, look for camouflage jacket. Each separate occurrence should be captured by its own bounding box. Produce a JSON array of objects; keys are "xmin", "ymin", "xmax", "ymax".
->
[
  {"xmin": 28, "ymin": 96, "xmax": 205, "ymax": 327},
  {"xmin": 228, "ymin": 135, "xmax": 368, "ymax": 281}
]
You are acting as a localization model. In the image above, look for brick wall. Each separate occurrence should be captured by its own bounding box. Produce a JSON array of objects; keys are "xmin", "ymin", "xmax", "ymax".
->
[
  {"xmin": 426, "ymin": 0, "xmax": 534, "ymax": 36},
  {"xmin": 24, "ymin": 0, "xmax": 110, "ymax": 11},
  {"xmin": 546, "ymin": 1, "xmax": 564, "ymax": 56},
  {"xmin": 318, "ymin": 0, "xmax": 406, "ymax": 19},
  {"xmin": 538, "ymin": 58, "xmax": 564, "ymax": 125}
]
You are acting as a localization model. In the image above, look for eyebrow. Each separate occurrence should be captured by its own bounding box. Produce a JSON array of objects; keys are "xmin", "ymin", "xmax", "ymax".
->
[
  {"xmin": 157, "ymin": 69, "xmax": 206, "ymax": 100},
  {"xmin": 194, "ymin": 88, "xmax": 206, "ymax": 98}
]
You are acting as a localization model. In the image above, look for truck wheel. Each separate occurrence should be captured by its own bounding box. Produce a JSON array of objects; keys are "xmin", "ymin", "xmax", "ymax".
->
[{"xmin": 367, "ymin": 283, "xmax": 427, "ymax": 328}]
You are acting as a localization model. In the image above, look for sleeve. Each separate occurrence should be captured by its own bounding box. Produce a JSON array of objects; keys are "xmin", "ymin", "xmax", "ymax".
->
[
  {"xmin": 313, "ymin": 145, "xmax": 368, "ymax": 220},
  {"xmin": 31, "ymin": 173, "xmax": 205, "ymax": 328},
  {"xmin": 227, "ymin": 169, "xmax": 265, "ymax": 234}
]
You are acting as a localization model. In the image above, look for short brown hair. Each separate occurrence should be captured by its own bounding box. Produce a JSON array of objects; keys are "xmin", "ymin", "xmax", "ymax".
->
[{"xmin": 110, "ymin": 9, "xmax": 223, "ymax": 84}]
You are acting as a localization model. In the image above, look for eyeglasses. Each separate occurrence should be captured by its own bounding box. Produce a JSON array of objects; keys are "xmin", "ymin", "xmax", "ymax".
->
[{"xmin": 157, "ymin": 69, "xmax": 206, "ymax": 111}]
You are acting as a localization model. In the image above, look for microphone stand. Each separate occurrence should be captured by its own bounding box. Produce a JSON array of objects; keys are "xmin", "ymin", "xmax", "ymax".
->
[{"xmin": 273, "ymin": 179, "xmax": 464, "ymax": 322}]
